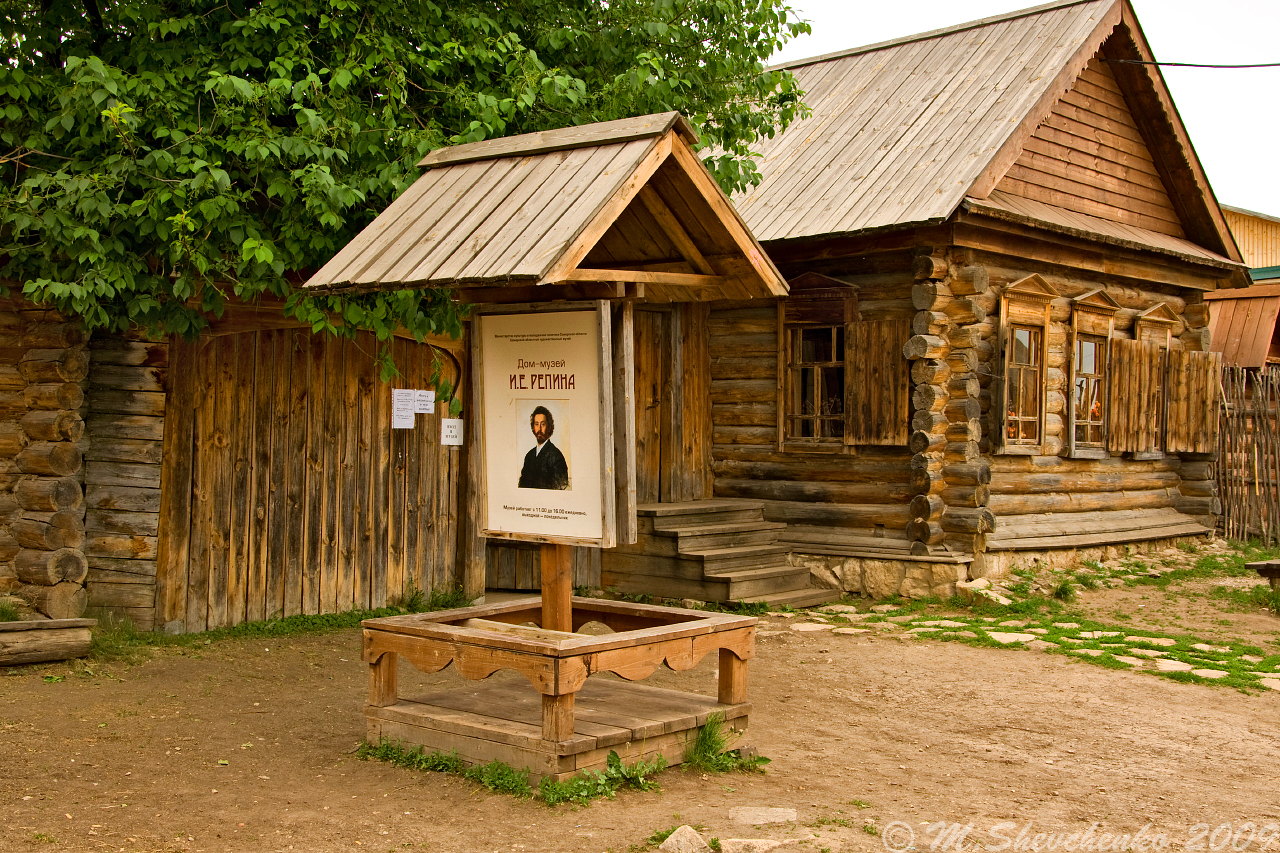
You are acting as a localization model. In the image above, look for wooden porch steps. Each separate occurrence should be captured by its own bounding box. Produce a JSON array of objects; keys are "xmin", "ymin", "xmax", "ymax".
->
[{"xmin": 601, "ymin": 500, "xmax": 840, "ymax": 607}]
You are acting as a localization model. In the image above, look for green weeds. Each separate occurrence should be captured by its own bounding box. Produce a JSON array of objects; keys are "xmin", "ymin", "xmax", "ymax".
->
[
  {"xmin": 0, "ymin": 598, "xmax": 22, "ymax": 622},
  {"xmin": 684, "ymin": 713, "xmax": 770, "ymax": 773}
]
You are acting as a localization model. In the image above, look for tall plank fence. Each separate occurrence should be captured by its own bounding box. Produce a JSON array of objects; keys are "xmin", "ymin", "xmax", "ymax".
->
[{"xmin": 1219, "ymin": 366, "xmax": 1280, "ymax": 543}]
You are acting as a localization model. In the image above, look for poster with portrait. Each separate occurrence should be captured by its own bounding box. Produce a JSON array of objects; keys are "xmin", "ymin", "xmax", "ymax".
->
[{"xmin": 477, "ymin": 305, "xmax": 613, "ymax": 546}]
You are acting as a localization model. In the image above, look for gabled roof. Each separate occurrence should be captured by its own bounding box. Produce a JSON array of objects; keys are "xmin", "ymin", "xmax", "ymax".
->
[
  {"xmin": 305, "ymin": 113, "xmax": 787, "ymax": 302},
  {"xmin": 734, "ymin": 0, "xmax": 1244, "ymax": 275}
]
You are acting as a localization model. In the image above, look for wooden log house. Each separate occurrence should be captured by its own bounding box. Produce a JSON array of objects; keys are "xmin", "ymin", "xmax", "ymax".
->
[
  {"xmin": 718, "ymin": 0, "xmax": 1246, "ymax": 592},
  {"xmin": 1, "ymin": 0, "xmax": 1253, "ymax": 629}
]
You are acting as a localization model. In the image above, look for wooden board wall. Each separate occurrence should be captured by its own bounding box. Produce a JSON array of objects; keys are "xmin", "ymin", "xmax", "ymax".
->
[
  {"xmin": 708, "ymin": 300, "xmax": 914, "ymax": 531},
  {"xmin": 83, "ymin": 337, "xmax": 168, "ymax": 630},
  {"xmin": 1223, "ymin": 208, "xmax": 1280, "ymax": 268},
  {"xmin": 995, "ymin": 56, "xmax": 1185, "ymax": 239},
  {"xmin": 156, "ymin": 329, "xmax": 463, "ymax": 633}
]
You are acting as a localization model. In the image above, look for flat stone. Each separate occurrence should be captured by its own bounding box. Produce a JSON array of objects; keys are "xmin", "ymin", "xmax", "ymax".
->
[
  {"xmin": 1113, "ymin": 655, "xmax": 1147, "ymax": 667},
  {"xmin": 1073, "ymin": 649, "xmax": 1104, "ymax": 657},
  {"xmin": 1060, "ymin": 637, "xmax": 1084, "ymax": 644},
  {"xmin": 988, "ymin": 631, "xmax": 1036, "ymax": 644},
  {"xmin": 978, "ymin": 590, "xmax": 1014, "ymax": 606},
  {"xmin": 1242, "ymin": 655, "xmax": 1264, "ymax": 664},
  {"xmin": 832, "ymin": 628, "xmax": 870, "ymax": 635},
  {"xmin": 1130, "ymin": 648, "xmax": 1167, "ymax": 658},
  {"xmin": 1053, "ymin": 622, "xmax": 1081, "ymax": 629},
  {"xmin": 1026, "ymin": 640, "xmax": 1056, "ymax": 652},
  {"xmin": 870, "ymin": 604, "xmax": 899, "ymax": 613},
  {"xmin": 729, "ymin": 807, "xmax": 797, "ymax": 825},
  {"xmin": 1080, "ymin": 631, "xmax": 1122, "ymax": 639},
  {"xmin": 886, "ymin": 614, "xmax": 918, "ymax": 623},
  {"xmin": 1261, "ymin": 678, "xmax": 1280, "ymax": 691},
  {"xmin": 1155, "ymin": 659, "xmax": 1194, "ymax": 672},
  {"xmin": 943, "ymin": 630, "xmax": 980, "ymax": 638},
  {"xmin": 766, "ymin": 612, "xmax": 797, "ymax": 619},
  {"xmin": 918, "ymin": 619, "xmax": 969, "ymax": 628},
  {"xmin": 659, "ymin": 826, "xmax": 712, "ymax": 853},
  {"xmin": 1026, "ymin": 628, "xmax": 1049, "ymax": 635},
  {"xmin": 1192, "ymin": 668, "xmax": 1229, "ymax": 679},
  {"xmin": 999, "ymin": 620, "xmax": 1028, "ymax": 627},
  {"xmin": 790, "ymin": 623, "xmax": 833, "ymax": 633},
  {"xmin": 907, "ymin": 627, "xmax": 939, "ymax": 633},
  {"xmin": 718, "ymin": 841, "xmax": 786, "ymax": 853},
  {"xmin": 1145, "ymin": 637, "xmax": 1178, "ymax": 647},
  {"xmin": 821, "ymin": 605, "xmax": 862, "ymax": 614},
  {"xmin": 1192, "ymin": 643, "xmax": 1231, "ymax": 653}
]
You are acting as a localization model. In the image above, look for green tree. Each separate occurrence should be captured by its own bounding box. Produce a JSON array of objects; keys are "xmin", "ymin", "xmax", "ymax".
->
[{"xmin": 0, "ymin": 0, "xmax": 808, "ymax": 359}]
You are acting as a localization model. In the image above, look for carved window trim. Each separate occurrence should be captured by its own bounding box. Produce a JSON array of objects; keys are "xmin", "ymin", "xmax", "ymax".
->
[{"xmin": 996, "ymin": 274, "xmax": 1059, "ymax": 456}]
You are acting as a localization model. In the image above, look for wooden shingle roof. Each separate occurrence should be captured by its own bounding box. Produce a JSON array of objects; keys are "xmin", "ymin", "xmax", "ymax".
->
[
  {"xmin": 305, "ymin": 113, "xmax": 787, "ymax": 302},
  {"xmin": 735, "ymin": 0, "xmax": 1244, "ymax": 276}
]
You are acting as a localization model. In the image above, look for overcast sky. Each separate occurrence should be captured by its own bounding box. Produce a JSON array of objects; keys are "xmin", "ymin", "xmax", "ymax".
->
[{"xmin": 768, "ymin": 0, "xmax": 1280, "ymax": 218}]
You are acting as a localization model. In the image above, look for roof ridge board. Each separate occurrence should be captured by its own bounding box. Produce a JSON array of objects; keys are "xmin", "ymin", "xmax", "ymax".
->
[
  {"xmin": 747, "ymin": 34, "xmax": 949, "ymax": 239},
  {"xmin": 416, "ymin": 112, "xmax": 692, "ymax": 169},
  {"xmin": 344, "ymin": 159, "xmax": 497, "ymax": 288},
  {"xmin": 831, "ymin": 13, "xmax": 1054, "ymax": 235},
  {"xmin": 768, "ymin": 0, "xmax": 1108, "ymax": 72}
]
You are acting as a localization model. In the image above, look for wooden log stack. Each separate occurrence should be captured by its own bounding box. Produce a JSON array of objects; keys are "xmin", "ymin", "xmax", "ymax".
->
[{"xmin": 0, "ymin": 299, "xmax": 90, "ymax": 619}]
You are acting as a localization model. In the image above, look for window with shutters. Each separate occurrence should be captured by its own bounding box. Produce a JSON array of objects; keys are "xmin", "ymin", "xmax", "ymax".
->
[
  {"xmin": 778, "ymin": 272, "xmax": 911, "ymax": 451},
  {"xmin": 996, "ymin": 274, "xmax": 1059, "ymax": 455},
  {"xmin": 1069, "ymin": 289, "xmax": 1119, "ymax": 458}
]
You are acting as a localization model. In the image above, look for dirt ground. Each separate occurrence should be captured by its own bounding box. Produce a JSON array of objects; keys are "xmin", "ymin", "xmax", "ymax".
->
[{"xmin": 6, "ymin": 545, "xmax": 1280, "ymax": 853}]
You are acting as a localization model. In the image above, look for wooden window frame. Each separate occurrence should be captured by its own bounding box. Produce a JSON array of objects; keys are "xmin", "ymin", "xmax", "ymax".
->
[
  {"xmin": 1068, "ymin": 289, "xmax": 1119, "ymax": 459},
  {"xmin": 996, "ymin": 275, "xmax": 1059, "ymax": 456},
  {"xmin": 776, "ymin": 273, "xmax": 858, "ymax": 454},
  {"xmin": 782, "ymin": 322, "xmax": 847, "ymax": 446}
]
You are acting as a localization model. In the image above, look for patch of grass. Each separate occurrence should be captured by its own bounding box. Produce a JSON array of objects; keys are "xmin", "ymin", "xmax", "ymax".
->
[
  {"xmin": 87, "ymin": 589, "xmax": 473, "ymax": 663},
  {"xmin": 539, "ymin": 750, "xmax": 666, "ymax": 805},
  {"xmin": 848, "ymin": 799, "xmax": 872, "ymax": 809},
  {"xmin": 1051, "ymin": 578, "xmax": 1076, "ymax": 602},
  {"xmin": 684, "ymin": 713, "xmax": 770, "ymax": 773},
  {"xmin": 863, "ymin": 824, "xmax": 880, "ymax": 835},
  {"xmin": 809, "ymin": 816, "xmax": 854, "ymax": 828},
  {"xmin": 463, "ymin": 760, "xmax": 533, "ymax": 797},
  {"xmin": 31, "ymin": 832, "xmax": 57, "ymax": 843},
  {"xmin": 356, "ymin": 739, "xmax": 467, "ymax": 774},
  {"xmin": 0, "ymin": 598, "xmax": 23, "ymax": 622},
  {"xmin": 1073, "ymin": 572, "xmax": 1100, "ymax": 590}
]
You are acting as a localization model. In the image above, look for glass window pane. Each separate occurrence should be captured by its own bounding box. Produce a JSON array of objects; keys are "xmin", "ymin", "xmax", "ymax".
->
[
  {"xmin": 821, "ymin": 367, "xmax": 844, "ymax": 414},
  {"xmin": 821, "ymin": 418, "xmax": 843, "ymax": 439},
  {"xmin": 799, "ymin": 367, "xmax": 816, "ymax": 415},
  {"xmin": 802, "ymin": 328, "xmax": 831, "ymax": 363},
  {"xmin": 1014, "ymin": 328, "xmax": 1031, "ymax": 364},
  {"xmin": 835, "ymin": 326, "xmax": 845, "ymax": 361}
]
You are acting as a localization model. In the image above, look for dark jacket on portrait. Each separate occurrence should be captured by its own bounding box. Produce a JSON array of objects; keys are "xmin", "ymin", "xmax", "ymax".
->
[{"xmin": 519, "ymin": 441, "xmax": 569, "ymax": 490}]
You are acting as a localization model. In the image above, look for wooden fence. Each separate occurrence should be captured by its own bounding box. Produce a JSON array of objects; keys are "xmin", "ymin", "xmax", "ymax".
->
[{"xmin": 1219, "ymin": 365, "xmax": 1280, "ymax": 543}]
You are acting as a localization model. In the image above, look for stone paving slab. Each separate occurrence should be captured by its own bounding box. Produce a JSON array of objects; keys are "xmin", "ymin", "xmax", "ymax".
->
[
  {"xmin": 1155, "ymin": 659, "xmax": 1194, "ymax": 672},
  {"xmin": 988, "ymin": 632, "xmax": 1036, "ymax": 644}
]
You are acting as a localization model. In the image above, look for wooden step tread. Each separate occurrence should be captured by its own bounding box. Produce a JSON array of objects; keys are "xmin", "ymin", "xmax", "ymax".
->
[
  {"xmin": 659, "ymin": 521, "xmax": 787, "ymax": 536},
  {"xmin": 637, "ymin": 499, "xmax": 765, "ymax": 517},
  {"xmin": 986, "ymin": 522, "xmax": 1209, "ymax": 551},
  {"xmin": 713, "ymin": 565, "xmax": 807, "ymax": 583},
  {"xmin": 684, "ymin": 544, "xmax": 790, "ymax": 559}
]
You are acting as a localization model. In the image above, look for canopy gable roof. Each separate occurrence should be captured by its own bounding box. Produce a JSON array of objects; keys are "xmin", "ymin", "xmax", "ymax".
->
[
  {"xmin": 734, "ymin": 0, "xmax": 1244, "ymax": 279},
  {"xmin": 305, "ymin": 113, "xmax": 787, "ymax": 303}
]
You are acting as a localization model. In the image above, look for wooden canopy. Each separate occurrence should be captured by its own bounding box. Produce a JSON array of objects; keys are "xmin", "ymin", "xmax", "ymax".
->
[{"xmin": 305, "ymin": 113, "xmax": 788, "ymax": 303}]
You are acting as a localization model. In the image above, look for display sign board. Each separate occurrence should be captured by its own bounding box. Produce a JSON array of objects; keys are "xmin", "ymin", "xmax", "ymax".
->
[{"xmin": 475, "ymin": 304, "xmax": 615, "ymax": 547}]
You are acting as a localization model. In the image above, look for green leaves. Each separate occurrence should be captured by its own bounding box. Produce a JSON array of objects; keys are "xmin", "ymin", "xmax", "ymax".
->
[{"xmin": 1, "ymin": 0, "xmax": 808, "ymax": 350}]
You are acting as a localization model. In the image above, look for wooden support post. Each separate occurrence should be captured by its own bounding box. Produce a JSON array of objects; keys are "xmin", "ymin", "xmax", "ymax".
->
[
  {"xmin": 540, "ymin": 542, "xmax": 573, "ymax": 633},
  {"xmin": 542, "ymin": 692, "xmax": 575, "ymax": 742},
  {"xmin": 368, "ymin": 649, "xmax": 398, "ymax": 708},
  {"xmin": 718, "ymin": 648, "xmax": 747, "ymax": 705}
]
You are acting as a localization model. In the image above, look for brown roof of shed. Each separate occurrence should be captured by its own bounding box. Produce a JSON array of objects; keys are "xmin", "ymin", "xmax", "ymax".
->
[
  {"xmin": 305, "ymin": 113, "xmax": 787, "ymax": 302},
  {"xmin": 734, "ymin": 0, "xmax": 1244, "ymax": 276}
]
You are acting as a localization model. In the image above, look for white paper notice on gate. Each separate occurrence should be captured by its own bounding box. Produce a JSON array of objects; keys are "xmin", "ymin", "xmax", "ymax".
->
[{"xmin": 391, "ymin": 388, "xmax": 416, "ymax": 429}]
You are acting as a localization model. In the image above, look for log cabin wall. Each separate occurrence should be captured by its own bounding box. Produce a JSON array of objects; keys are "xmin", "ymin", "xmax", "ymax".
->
[
  {"xmin": 155, "ymin": 329, "xmax": 464, "ymax": 633},
  {"xmin": 934, "ymin": 232, "xmax": 1221, "ymax": 577},
  {"xmin": 0, "ymin": 297, "xmax": 91, "ymax": 621},
  {"xmin": 83, "ymin": 336, "xmax": 168, "ymax": 629},
  {"xmin": 708, "ymin": 248, "xmax": 918, "ymax": 552}
]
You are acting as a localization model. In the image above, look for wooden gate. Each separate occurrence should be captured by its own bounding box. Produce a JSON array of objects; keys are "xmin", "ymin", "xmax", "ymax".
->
[{"xmin": 156, "ymin": 329, "xmax": 463, "ymax": 632}]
